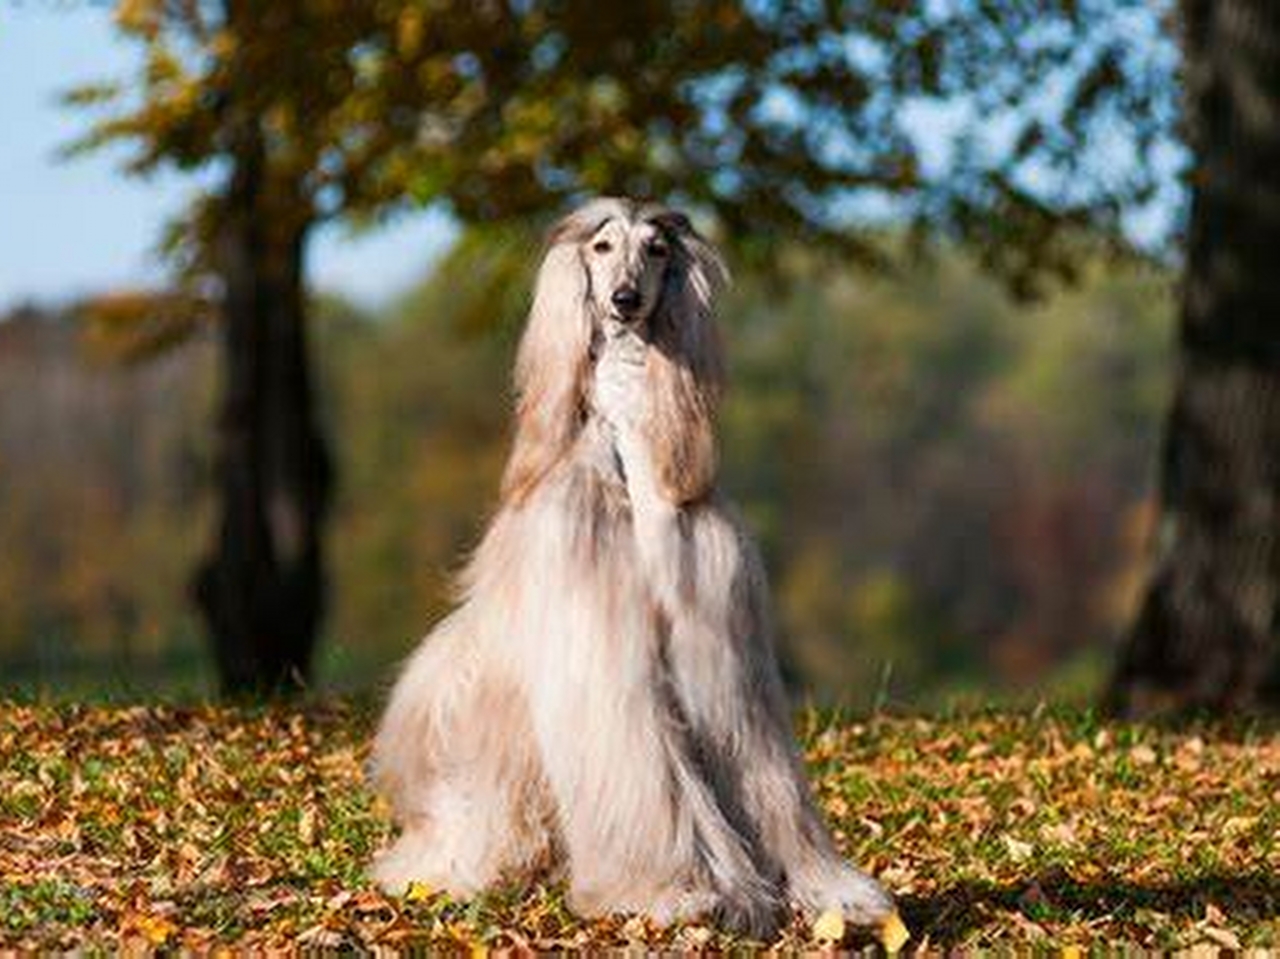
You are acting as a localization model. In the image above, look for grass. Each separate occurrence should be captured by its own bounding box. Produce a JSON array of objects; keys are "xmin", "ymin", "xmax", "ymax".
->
[{"xmin": 0, "ymin": 699, "xmax": 1277, "ymax": 952}]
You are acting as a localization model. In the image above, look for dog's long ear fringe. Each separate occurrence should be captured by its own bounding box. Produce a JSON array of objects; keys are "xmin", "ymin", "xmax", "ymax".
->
[
  {"xmin": 500, "ymin": 241, "xmax": 593, "ymax": 505},
  {"xmin": 644, "ymin": 226, "xmax": 728, "ymax": 505}
]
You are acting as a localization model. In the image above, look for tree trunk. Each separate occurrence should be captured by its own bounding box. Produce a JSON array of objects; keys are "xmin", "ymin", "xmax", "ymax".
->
[
  {"xmin": 1107, "ymin": 0, "xmax": 1280, "ymax": 716},
  {"xmin": 194, "ymin": 121, "xmax": 333, "ymax": 697}
]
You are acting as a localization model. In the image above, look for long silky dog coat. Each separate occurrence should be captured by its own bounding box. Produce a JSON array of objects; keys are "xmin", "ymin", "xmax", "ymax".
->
[{"xmin": 370, "ymin": 198, "xmax": 894, "ymax": 936}]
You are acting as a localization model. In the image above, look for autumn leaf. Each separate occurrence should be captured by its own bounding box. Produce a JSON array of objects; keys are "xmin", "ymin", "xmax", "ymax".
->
[
  {"xmin": 2, "ymin": 703, "xmax": 1278, "ymax": 951},
  {"xmin": 1003, "ymin": 835, "xmax": 1035, "ymax": 863},
  {"xmin": 404, "ymin": 881, "xmax": 434, "ymax": 903},
  {"xmin": 880, "ymin": 912, "xmax": 911, "ymax": 953},
  {"xmin": 812, "ymin": 908, "xmax": 846, "ymax": 944}
]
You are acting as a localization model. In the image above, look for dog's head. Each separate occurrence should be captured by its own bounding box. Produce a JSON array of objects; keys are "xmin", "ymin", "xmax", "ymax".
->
[
  {"xmin": 580, "ymin": 211, "xmax": 669, "ymax": 332},
  {"xmin": 501, "ymin": 197, "xmax": 727, "ymax": 506},
  {"xmin": 543, "ymin": 197, "xmax": 727, "ymax": 338}
]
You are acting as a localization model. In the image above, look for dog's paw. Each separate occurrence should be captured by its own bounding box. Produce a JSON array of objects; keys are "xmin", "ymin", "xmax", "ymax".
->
[
  {"xmin": 790, "ymin": 863, "xmax": 895, "ymax": 927},
  {"xmin": 712, "ymin": 893, "xmax": 786, "ymax": 941},
  {"xmin": 368, "ymin": 833, "xmax": 472, "ymax": 899},
  {"xmin": 368, "ymin": 853, "xmax": 415, "ymax": 896},
  {"xmin": 641, "ymin": 887, "xmax": 722, "ymax": 928},
  {"xmin": 368, "ymin": 845, "xmax": 429, "ymax": 896},
  {"xmin": 603, "ymin": 885, "xmax": 782, "ymax": 941}
]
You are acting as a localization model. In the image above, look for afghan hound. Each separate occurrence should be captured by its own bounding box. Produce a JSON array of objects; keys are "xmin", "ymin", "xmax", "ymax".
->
[{"xmin": 370, "ymin": 197, "xmax": 895, "ymax": 937}]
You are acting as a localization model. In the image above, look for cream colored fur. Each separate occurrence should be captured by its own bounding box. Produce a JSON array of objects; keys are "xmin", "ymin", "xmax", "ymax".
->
[{"xmin": 369, "ymin": 197, "xmax": 894, "ymax": 936}]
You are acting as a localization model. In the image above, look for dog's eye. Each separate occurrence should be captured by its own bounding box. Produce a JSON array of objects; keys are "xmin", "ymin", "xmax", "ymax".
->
[
  {"xmin": 592, "ymin": 239, "xmax": 613, "ymax": 254},
  {"xmin": 647, "ymin": 241, "xmax": 669, "ymax": 258}
]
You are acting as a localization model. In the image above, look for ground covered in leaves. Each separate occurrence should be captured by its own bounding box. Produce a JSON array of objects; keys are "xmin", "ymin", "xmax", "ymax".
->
[{"xmin": 1, "ymin": 700, "xmax": 1277, "ymax": 953}]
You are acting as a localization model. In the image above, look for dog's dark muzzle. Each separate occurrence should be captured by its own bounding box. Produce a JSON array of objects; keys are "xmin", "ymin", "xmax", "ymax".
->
[{"xmin": 610, "ymin": 287, "xmax": 643, "ymax": 319}]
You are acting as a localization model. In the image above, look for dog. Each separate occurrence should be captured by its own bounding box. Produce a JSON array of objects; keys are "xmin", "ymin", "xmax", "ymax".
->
[{"xmin": 369, "ymin": 197, "xmax": 895, "ymax": 937}]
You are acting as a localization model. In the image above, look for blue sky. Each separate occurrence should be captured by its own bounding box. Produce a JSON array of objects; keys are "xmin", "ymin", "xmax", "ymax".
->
[
  {"xmin": 1, "ymin": 4, "xmax": 1182, "ymax": 315},
  {"xmin": 0, "ymin": 4, "xmax": 456, "ymax": 313}
]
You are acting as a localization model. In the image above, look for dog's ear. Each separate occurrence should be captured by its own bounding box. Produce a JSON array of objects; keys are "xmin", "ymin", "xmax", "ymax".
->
[
  {"xmin": 644, "ymin": 223, "xmax": 727, "ymax": 505},
  {"xmin": 500, "ymin": 239, "xmax": 593, "ymax": 505}
]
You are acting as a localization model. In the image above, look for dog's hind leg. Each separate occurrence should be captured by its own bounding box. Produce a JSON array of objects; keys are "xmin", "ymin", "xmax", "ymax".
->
[{"xmin": 369, "ymin": 616, "xmax": 555, "ymax": 897}]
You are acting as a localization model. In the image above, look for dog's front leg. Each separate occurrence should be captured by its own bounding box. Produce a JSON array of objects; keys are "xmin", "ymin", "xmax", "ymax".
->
[
  {"xmin": 592, "ymin": 330, "xmax": 688, "ymax": 612},
  {"xmin": 583, "ymin": 334, "xmax": 781, "ymax": 932},
  {"xmin": 615, "ymin": 429, "xmax": 688, "ymax": 615},
  {"xmin": 522, "ymin": 553, "xmax": 778, "ymax": 935}
]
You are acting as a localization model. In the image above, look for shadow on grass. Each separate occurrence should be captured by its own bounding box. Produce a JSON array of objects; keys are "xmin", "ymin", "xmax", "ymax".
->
[{"xmin": 898, "ymin": 869, "xmax": 1280, "ymax": 946}]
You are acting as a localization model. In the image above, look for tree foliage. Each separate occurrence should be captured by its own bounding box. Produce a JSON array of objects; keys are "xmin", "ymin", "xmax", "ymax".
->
[
  {"xmin": 0, "ymin": 247, "xmax": 1173, "ymax": 704},
  {"xmin": 70, "ymin": 0, "xmax": 1179, "ymax": 289},
  {"xmin": 59, "ymin": 0, "xmax": 1184, "ymax": 693}
]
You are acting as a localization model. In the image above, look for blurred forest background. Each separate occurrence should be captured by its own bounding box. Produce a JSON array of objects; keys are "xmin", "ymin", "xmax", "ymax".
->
[
  {"xmin": 10, "ymin": 0, "xmax": 1256, "ymax": 711},
  {"xmin": 0, "ymin": 240, "xmax": 1171, "ymax": 706}
]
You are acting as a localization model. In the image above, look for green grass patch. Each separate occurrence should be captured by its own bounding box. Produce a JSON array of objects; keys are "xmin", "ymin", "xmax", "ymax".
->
[{"xmin": 0, "ymin": 700, "xmax": 1276, "ymax": 951}]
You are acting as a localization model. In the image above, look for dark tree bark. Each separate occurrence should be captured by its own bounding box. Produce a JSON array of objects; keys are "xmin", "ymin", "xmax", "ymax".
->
[
  {"xmin": 193, "ymin": 120, "xmax": 333, "ymax": 697},
  {"xmin": 1108, "ymin": 0, "xmax": 1280, "ymax": 715}
]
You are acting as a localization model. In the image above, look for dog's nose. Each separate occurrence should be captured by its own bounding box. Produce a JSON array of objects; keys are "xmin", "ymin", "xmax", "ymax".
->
[{"xmin": 611, "ymin": 287, "xmax": 642, "ymax": 314}]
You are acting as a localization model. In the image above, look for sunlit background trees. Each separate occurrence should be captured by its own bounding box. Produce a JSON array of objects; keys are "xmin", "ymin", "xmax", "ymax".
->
[
  {"xmin": 0, "ymin": 241, "xmax": 1172, "ymax": 707},
  {"xmin": 8, "ymin": 0, "xmax": 1279, "ymax": 716}
]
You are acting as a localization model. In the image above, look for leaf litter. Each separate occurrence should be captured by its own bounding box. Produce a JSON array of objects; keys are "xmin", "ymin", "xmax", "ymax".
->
[{"xmin": 1, "ymin": 701, "xmax": 1278, "ymax": 951}]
